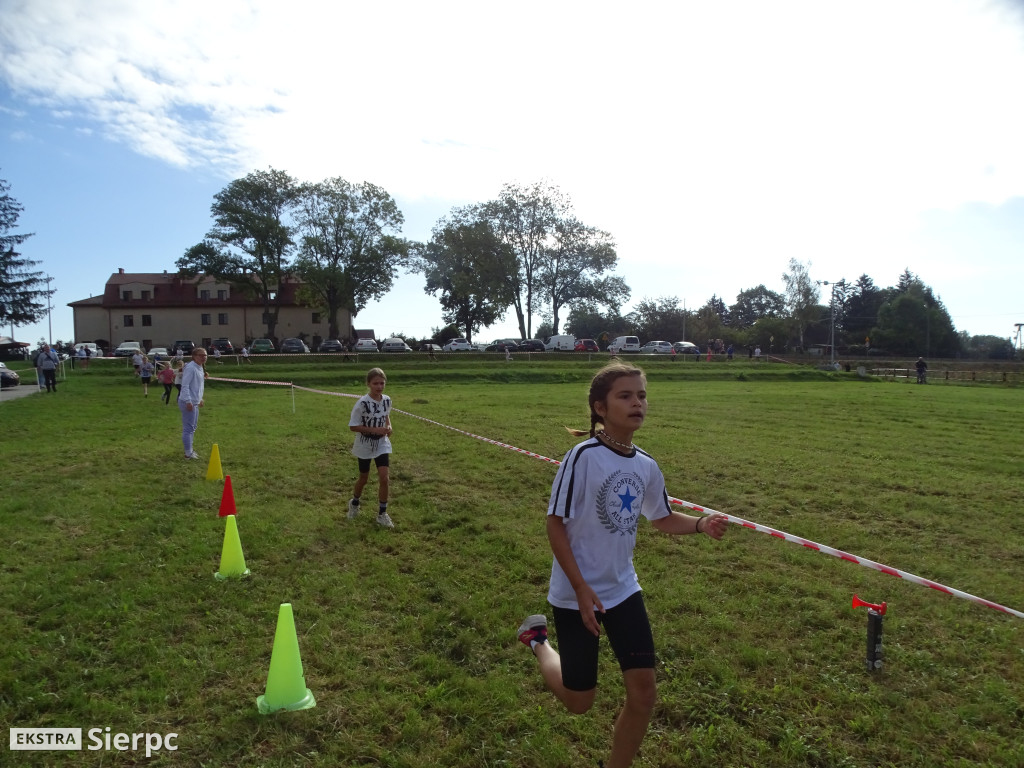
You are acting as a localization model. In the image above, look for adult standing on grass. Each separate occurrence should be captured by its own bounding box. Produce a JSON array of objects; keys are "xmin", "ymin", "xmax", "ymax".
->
[
  {"xmin": 347, "ymin": 367, "xmax": 395, "ymax": 529},
  {"xmin": 517, "ymin": 361, "xmax": 728, "ymax": 768},
  {"xmin": 916, "ymin": 357, "xmax": 928, "ymax": 384},
  {"xmin": 36, "ymin": 344, "xmax": 59, "ymax": 393},
  {"xmin": 179, "ymin": 348, "xmax": 207, "ymax": 460}
]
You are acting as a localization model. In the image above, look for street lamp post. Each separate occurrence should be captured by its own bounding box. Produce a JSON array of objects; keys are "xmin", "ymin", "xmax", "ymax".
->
[
  {"xmin": 816, "ymin": 279, "xmax": 846, "ymax": 368},
  {"xmin": 46, "ymin": 274, "xmax": 53, "ymax": 345}
]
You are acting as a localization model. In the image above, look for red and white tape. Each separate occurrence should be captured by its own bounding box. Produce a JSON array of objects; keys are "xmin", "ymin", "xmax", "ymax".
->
[{"xmin": 210, "ymin": 377, "xmax": 1024, "ymax": 620}]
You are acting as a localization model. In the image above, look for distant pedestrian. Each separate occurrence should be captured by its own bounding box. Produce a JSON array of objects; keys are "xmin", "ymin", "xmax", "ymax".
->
[
  {"xmin": 727, "ymin": 344, "xmax": 734, "ymax": 361},
  {"xmin": 36, "ymin": 344, "xmax": 59, "ymax": 393},
  {"xmin": 131, "ymin": 351, "xmax": 143, "ymax": 376},
  {"xmin": 754, "ymin": 346, "xmax": 762, "ymax": 361},
  {"xmin": 173, "ymin": 360, "xmax": 184, "ymax": 401},
  {"xmin": 241, "ymin": 345, "xmax": 251, "ymax": 364},
  {"xmin": 915, "ymin": 357, "xmax": 928, "ymax": 384},
  {"xmin": 212, "ymin": 347, "xmax": 222, "ymax": 365}
]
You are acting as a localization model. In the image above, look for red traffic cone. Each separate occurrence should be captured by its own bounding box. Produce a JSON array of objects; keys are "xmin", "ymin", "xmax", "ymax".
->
[{"xmin": 219, "ymin": 474, "xmax": 237, "ymax": 517}]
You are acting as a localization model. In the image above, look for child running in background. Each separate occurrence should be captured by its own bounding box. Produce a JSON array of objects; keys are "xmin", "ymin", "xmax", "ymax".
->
[
  {"xmin": 347, "ymin": 367, "xmax": 395, "ymax": 529},
  {"xmin": 172, "ymin": 360, "xmax": 184, "ymax": 401},
  {"xmin": 517, "ymin": 360, "xmax": 728, "ymax": 768},
  {"xmin": 157, "ymin": 362, "xmax": 176, "ymax": 404},
  {"xmin": 139, "ymin": 356, "xmax": 155, "ymax": 397}
]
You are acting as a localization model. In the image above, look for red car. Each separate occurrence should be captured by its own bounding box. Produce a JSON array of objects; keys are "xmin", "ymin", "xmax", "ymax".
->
[{"xmin": 574, "ymin": 338, "xmax": 599, "ymax": 352}]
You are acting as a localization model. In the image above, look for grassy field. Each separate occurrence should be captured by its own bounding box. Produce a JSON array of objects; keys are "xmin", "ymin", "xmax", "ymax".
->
[{"xmin": 1, "ymin": 355, "xmax": 1021, "ymax": 767}]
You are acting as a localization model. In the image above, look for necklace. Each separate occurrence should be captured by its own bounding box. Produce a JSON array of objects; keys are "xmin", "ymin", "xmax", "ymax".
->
[{"xmin": 598, "ymin": 430, "xmax": 633, "ymax": 451}]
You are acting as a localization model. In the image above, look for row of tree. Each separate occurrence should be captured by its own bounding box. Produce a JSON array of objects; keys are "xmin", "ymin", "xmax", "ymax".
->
[{"xmin": 0, "ymin": 169, "xmax": 1015, "ymax": 359}]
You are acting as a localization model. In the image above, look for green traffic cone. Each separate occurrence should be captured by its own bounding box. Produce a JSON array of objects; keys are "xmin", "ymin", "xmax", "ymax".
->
[
  {"xmin": 214, "ymin": 514, "xmax": 250, "ymax": 580},
  {"xmin": 257, "ymin": 603, "xmax": 316, "ymax": 714}
]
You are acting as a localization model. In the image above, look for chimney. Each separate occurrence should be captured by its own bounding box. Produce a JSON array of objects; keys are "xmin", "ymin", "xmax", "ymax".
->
[{"xmin": 119, "ymin": 268, "xmax": 125, "ymax": 274}]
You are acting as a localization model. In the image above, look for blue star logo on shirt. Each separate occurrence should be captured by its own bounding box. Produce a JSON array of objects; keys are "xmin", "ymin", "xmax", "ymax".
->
[{"xmin": 618, "ymin": 487, "xmax": 637, "ymax": 513}]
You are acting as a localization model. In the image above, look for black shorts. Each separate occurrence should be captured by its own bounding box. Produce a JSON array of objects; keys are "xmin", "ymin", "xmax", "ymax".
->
[
  {"xmin": 552, "ymin": 591, "xmax": 655, "ymax": 691},
  {"xmin": 357, "ymin": 454, "xmax": 390, "ymax": 473}
]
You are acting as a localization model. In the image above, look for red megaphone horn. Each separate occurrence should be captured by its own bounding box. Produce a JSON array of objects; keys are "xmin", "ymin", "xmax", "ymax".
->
[{"xmin": 852, "ymin": 594, "xmax": 887, "ymax": 615}]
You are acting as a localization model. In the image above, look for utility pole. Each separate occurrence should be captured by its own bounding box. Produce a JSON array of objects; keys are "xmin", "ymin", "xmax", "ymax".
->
[
  {"xmin": 46, "ymin": 274, "xmax": 53, "ymax": 345},
  {"xmin": 816, "ymin": 279, "xmax": 846, "ymax": 368}
]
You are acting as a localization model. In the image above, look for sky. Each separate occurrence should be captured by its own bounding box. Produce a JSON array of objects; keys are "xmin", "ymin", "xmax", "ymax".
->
[{"xmin": 2, "ymin": 0, "xmax": 1024, "ymax": 348}]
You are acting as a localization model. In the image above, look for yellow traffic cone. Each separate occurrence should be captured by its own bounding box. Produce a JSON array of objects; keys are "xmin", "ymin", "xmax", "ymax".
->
[
  {"xmin": 206, "ymin": 443, "xmax": 223, "ymax": 481},
  {"xmin": 214, "ymin": 514, "xmax": 250, "ymax": 580},
  {"xmin": 256, "ymin": 603, "xmax": 317, "ymax": 714}
]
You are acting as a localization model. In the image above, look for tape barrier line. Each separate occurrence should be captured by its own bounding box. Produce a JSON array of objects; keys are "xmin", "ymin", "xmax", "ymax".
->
[
  {"xmin": 236, "ymin": 379, "xmax": 1024, "ymax": 620},
  {"xmin": 208, "ymin": 376, "xmax": 293, "ymax": 386}
]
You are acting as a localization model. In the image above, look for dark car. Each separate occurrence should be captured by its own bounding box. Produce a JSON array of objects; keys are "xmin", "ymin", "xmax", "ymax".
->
[
  {"xmin": 172, "ymin": 340, "xmax": 196, "ymax": 356},
  {"xmin": 318, "ymin": 339, "xmax": 344, "ymax": 353},
  {"xmin": 518, "ymin": 339, "xmax": 545, "ymax": 352},
  {"xmin": 419, "ymin": 343, "xmax": 442, "ymax": 353},
  {"xmin": 0, "ymin": 361, "xmax": 20, "ymax": 388},
  {"xmin": 209, "ymin": 338, "xmax": 234, "ymax": 354},
  {"xmin": 280, "ymin": 337, "xmax": 310, "ymax": 353},
  {"xmin": 574, "ymin": 338, "xmax": 599, "ymax": 352}
]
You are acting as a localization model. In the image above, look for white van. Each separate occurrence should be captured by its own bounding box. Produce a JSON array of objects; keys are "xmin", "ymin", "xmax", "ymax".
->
[
  {"xmin": 382, "ymin": 337, "xmax": 412, "ymax": 353},
  {"xmin": 608, "ymin": 335, "xmax": 640, "ymax": 354},
  {"xmin": 543, "ymin": 334, "xmax": 575, "ymax": 351}
]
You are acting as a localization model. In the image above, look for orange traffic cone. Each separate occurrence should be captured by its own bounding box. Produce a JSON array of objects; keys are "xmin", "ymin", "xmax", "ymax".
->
[
  {"xmin": 257, "ymin": 603, "xmax": 316, "ymax": 714},
  {"xmin": 219, "ymin": 475, "xmax": 236, "ymax": 517}
]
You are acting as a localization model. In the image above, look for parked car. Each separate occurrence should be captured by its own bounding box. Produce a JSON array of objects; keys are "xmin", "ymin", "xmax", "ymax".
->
[
  {"xmin": 209, "ymin": 338, "xmax": 234, "ymax": 354},
  {"xmin": 517, "ymin": 339, "xmax": 545, "ymax": 352},
  {"xmin": 608, "ymin": 335, "xmax": 640, "ymax": 354},
  {"xmin": 318, "ymin": 339, "xmax": 344, "ymax": 353},
  {"xmin": 574, "ymin": 338, "xmax": 599, "ymax": 352},
  {"xmin": 485, "ymin": 339, "xmax": 519, "ymax": 352},
  {"xmin": 280, "ymin": 337, "xmax": 310, "ymax": 353},
  {"xmin": 382, "ymin": 338, "xmax": 413, "ymax": 352},
  {"xmin": 354, "ymin": 338, "xmax": 379, "ymax": 352},
  {"xmin": 148, "ymin": 347, "xmax": 169, "ymax": 359},
  {"xmin": 640, "ymin": 340, "xmax": 674, "ymax": 354},
  {"xmin": 113, "ymin": 341, "xmax": 143, "ymax": 357},
  {"xmin": 172, "ymin": 340, "xmax": 195, "ymax": 356},
  {"xmin": 443, "ymin": 338, "xmax": 472, "ymax": 352},
  {"xmin": 419, "ymin": 343, "xmax": 442, "ymax": 353},
  {"xmin": 249, "ymin": 338, "xmax": 275, "ymax": 353},
  {"xmin": 543, "ymin": 334, "xmax": 575, "ymax": 351},
  {"xmin": 673, "ymin": 341, "xmax": 701, "ymax": 355},
  {"xmin": 0, "ymin": 361, "xmax": 20, "ymax": 388}
]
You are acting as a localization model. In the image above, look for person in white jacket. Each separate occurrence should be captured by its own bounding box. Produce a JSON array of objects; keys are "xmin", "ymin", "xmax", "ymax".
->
[{"xmin": 178, "ymin": 348, "xmax": 208, "ymax": 459}]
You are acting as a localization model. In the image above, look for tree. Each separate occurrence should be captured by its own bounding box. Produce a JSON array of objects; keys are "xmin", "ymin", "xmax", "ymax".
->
[
  {"xmin": 628, "ymin": 297, "xmax": 689, "ymax": 342},
  {"xmin": 0, "ymin": 175, "xmax": 51, "ymax": 329},
  {"xmin": 417, "ymin": 206, "xmax": 515, "ymax": 342},
  {"xmin": 782, "ymin": 259, "xmax": 820, "ymax": 350},
  {"xmin": 177, "ymin": 168, "xmax": 297, "ymax": 340},
  {"xmin": 872, "ymin": 277, "xmax": 958, "ymax": 357},
  {"xmin": 293, "ymin": 178, "xmax": 409, "ymax": 340},
  {"xmin": 843, "ymin": 274, "xmax": 889, "ymax": 348},
  {"xmin": 729, "ymin": 285, "xmax": 785, "ymax": 329},
  {"xmin": 564, "ymin": 306, "xmax": 630, "ymax": 346},
  {"xmin": 483, "ymin": 181, "xmax": 569, "ymax": 339},
  {"xmin": 538, "ymin": 217, "xmax": 629, "ymax": 335}
]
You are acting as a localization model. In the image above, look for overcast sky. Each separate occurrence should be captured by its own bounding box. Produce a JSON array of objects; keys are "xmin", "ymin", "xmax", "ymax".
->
[{"xmin": 2, "ymin": 0, "xmax": 1024, "ymax": 347}]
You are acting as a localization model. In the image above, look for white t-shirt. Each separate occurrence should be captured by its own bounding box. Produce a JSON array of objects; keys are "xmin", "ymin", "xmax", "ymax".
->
[
  {"xmin": 547, "ymin": 438, "xmax": 671, "ymax": 610},
  {"xmin": 349, "ymin": 393, "xmax": 393, "ymax": 459}
]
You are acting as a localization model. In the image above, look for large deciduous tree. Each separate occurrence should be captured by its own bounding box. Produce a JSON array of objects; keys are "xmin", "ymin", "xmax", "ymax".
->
[
  {"xmin": 483, "ymin": 181, "xmax": 568, "ymax": 339},
  {"xmin": 539, "ymin": 217, "xmax": 629, "ymax": 335},
  {"xmin": 782, "ymin": 258, "xmax": 820, "ymax": 350},
  {"xmin": 0, "ymin": 175, "xmax": 51, "ymax": 329},
  {"xmin": 417, "ymin": 206, "xmax": 514, "ymax": 342},
  {"xmin": 293, "ymin": 178, "xmax": 409, "ymax": 340},
  {"xmin": 177, "ymin": 168, "xmax": 297, "ymax": 340},
  {"xmin": 729, "ymin": 285, "xmax": 785, "ymax": 329}
]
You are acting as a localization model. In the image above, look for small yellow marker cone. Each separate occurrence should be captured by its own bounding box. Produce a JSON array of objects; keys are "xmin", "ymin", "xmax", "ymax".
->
[
  {"xmin": 257, "ymin": 603, "xmax": 317, "ymax": 714},
  {"xmin": 214, "ymin": 514, "xmax": 250, "ymax": 580},
  {"xmin": 206, "ymin": 443, "xmax": 223, "ymax": 481}
]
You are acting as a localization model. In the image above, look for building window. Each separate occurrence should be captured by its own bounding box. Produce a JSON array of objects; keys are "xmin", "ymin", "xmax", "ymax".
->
[
  {"xmin": 123, "ymin": 315, "xmax": 134, "ymax": 327},
  {"xmin": 201, "ymin": 314, "xmax": 211, "ymax": 326},
  {"xmin": 200, "ymin": 289, "xmax": 210, "ymax": 300},
  {"xmin": 141, "ymin": 290, "xmax": 151, "ymax": 300},
  {"xmin": 122, "ymin": 290, "xmax": 133, "ymax": 301},
  {"xmin": 218, "ymin": 313, "xmax": 228, "ymax": 325},
  {"xmin": 312, "ymin": 312, "xmax": 321, "ymax": 324},
  {"xmin": 217, "ymin": 289, "xmax": 227, "ymax": 300},
  {"xmin": 142, "ymin": 315, "xmax": 152, "ymax": 327}
]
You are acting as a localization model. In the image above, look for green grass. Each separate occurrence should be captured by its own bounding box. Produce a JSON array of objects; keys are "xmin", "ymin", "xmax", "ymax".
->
[{"xmin": 1, "ymin": 357, "xmax": 1022, "ymax": 767}]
